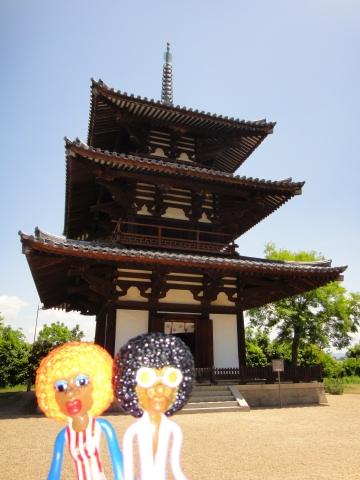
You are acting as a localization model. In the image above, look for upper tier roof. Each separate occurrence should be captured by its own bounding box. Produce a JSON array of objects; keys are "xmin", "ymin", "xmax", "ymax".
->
[{"xmin": 88, "ymin": 79, "xmax": 276, "ymax": 173}]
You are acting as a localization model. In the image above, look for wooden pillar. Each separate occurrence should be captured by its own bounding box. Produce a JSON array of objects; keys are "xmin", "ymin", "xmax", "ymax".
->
[
  {"xmin": 236, "ymin": 307, "xmax": 246, "ymax": 366},
  {"xmin": 148, "ymin": 269, "xmax": 169, "ymax": 333},
  {"xmin": 95, "ymin": 304, "xmax": 116, "ymax": 356},
  {"xmin": 149, "ymin": 300, "xmax": 163, "ymax": 332},
  {"xmin": 195, "ymin": 313, "xmax": 213, "ymax": 368},
  {"xmin": 196, "ymin": 274, "xmax": 214, "ymax": 368}
]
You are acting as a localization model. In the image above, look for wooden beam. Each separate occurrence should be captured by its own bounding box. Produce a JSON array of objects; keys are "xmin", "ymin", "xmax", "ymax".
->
[{"xmin": 236, "ymin": 308, "xmax": 247, "ymax": 366}]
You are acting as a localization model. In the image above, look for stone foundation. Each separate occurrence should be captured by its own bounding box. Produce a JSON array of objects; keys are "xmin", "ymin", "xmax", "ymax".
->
[{"xmin": 238, "ymin": 382, "xmax": 327, "ymax": 408}]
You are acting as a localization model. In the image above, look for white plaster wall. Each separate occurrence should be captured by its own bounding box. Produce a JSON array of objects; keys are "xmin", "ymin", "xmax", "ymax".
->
[
  {"xmin": 158, "ymin": 289, "xmax": 200, "ymax": 305},
  {"xmin": 117, "ymin": 286, "xmax": 147, "ymax": 302},
  {"xmin": 211, "ymin": 314, "xmax": 239, "ymax": 368},
  {"xmin": 114, "ymin": 309, "xmax": 148, "ymax": 355},
  {"xmin": 198, "ymin": 211, "xmax": 212, "ymax": 223},
  {"xmin": 137, "ymin": 204, "xmax": 152, "ymax": 216},
  {"xmin": 178, "ymin": 152, "xmax": 192, "ymax": 162},
  {"xmin": 211, "ymin": 291, "xmax": 235, "ymax": 306},
  {"xmin": 162, "ymin": 207, "xmax": 189, "ymax": 220}
]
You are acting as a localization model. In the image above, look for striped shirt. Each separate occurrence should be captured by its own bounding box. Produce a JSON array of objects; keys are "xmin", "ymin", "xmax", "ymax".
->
[{"xmin": 66, "ymin": 416, "xmax": 106, "ymax": 480}]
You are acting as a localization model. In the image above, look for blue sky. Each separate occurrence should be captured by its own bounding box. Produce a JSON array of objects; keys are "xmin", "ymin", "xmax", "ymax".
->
[{"xmin": 1, "ymin": 0, "xmax": 359, "ymax": 346}]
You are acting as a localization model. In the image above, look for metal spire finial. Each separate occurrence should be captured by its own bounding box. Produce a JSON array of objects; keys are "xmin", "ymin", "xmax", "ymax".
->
[{"xmin": 161, "ymin": 42, "xmax": 173, "ymax": 106}]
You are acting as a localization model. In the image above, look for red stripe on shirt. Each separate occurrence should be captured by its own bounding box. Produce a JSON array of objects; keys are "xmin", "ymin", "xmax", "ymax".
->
[
  {"xmin": 75, "ymin": 431, "xmax": 87, "ymax": 480},
  {"xmin": 66, "ymin": 425, "xmax": 71, "ymax": 447},
  {"xmin": 92, "ymin": 419, "xmax": 103, "ymax": 473},
  {"xmin": 83, "ymin": 429, "xmax": 91, "ymax": 460}
]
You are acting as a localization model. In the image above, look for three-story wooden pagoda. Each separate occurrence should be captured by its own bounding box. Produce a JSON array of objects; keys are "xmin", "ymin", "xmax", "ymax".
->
[{"xmin": 20, "ymin": 45, "xmax": 346, "ymax": 370}]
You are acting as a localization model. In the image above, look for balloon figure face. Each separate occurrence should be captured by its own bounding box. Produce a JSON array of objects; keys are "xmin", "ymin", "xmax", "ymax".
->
[
  {"xmin": 135, "ymin": 367, "xmax": 183, "ymax": 415},
  {"xmin": 54, "ymin": 373, "xmax": 94, "ymax": 418},
  {"xmin": 36, "ymin": 342, "xmax": 114, "ymax": 422},
  {"xmin": 113, "ymin": 332, "xmax": 195, "ymax": 418}
]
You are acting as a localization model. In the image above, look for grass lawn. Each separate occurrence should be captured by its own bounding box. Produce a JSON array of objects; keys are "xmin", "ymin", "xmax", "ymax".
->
[
  {"xmin": 0, "ymin": 384, "xmax": 30, "ymax": 393},
  {"xmin": 343, "ymin": 383, "xmax": 360, "ymax": 394}
]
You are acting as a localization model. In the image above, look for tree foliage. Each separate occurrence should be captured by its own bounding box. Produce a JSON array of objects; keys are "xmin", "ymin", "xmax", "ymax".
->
[
  {"xmin": 37, "ymin": 321, "xmax": 84, "ymax": 345},
  {"xmin": 248, "ymin": 243, "xmax": 360, "ymax": 366},
  {"xmin": 27, "ymin": 321, "xmax": 84, "ymax": 383},
  {"xmin": 346, "ymin": 343, "xmax": 360, "ymax": 358},
  {"xmin": 0, "ymin": 315, "xmax": 29, "ymax": 387}
]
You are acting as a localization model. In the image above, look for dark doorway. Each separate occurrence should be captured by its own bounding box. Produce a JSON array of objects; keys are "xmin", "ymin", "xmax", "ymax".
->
[
  {"xmin": 155, "ymin": 313, "xmax": 200, "ymax": 363},
  {"xmin": 172, "ymin": 332, "xmax": 195, "ymax": 358},
  {"xmin": 153, "ymin": 313, "xmax": 213, "ymax": 367}
]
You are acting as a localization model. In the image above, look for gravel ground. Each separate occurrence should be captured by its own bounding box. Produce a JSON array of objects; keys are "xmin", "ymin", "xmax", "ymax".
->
[{"xmin": 0, "ymin": 394, "xmax": 359, "ymax": 480}]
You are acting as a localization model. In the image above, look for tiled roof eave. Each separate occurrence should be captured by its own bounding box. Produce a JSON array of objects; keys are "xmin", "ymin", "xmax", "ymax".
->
[
  {"xmin": 19, "ymin": 230, "xmax": 347, "ymax": 278},
  {"xmin": 65, "ymin": 138, "xmax": 305, "ymax": 193}
]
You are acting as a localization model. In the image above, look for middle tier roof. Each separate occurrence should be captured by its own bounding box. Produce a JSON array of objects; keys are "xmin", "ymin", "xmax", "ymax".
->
[{"xmin": 64, "ymin": 139, "xmax": 304, "ymax": 243}]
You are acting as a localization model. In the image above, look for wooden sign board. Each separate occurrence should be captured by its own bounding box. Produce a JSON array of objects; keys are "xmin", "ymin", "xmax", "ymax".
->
[
  {"xmin": 164, "ymin": 322, "xmax": 172, "ymax": 334},
  {"xmin": 272, "ymin": 359, "xmax": 284, "ymax": 372},
  {"xmin": 172, "ymin": 322, "xmax": 185, "ymax": 334}
]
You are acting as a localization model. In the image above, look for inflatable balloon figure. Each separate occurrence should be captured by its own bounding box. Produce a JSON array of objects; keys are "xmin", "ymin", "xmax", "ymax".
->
[
  {"xmin": 113, "ymin": 332, "xmax": 195, "ymax": 480},
  {"xmin": 36, "ymin": 342, "xmax": 123, "ymax": 480}
]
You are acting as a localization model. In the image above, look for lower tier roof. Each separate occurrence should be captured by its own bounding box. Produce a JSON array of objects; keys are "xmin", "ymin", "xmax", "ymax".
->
[{"xmin": 19, "ymin": 228, "xmax": 346, "ymax": 315}]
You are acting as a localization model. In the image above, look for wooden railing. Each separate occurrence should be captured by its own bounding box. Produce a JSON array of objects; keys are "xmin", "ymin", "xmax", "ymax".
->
[
  {"xmin": 195, "ymin": 365, "xmax": 323, "ymax": 384},
  {"xmin": 112, "ymin": 220, "xmax": 235, "ymax": 255}
]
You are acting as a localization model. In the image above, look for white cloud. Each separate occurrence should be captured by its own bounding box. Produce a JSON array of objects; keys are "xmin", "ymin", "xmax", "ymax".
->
[
  {"xmin": 0, "ymin": 295, "xmax": 28, "ymax": 321},
  {"xmin": 0, "ymin": 296, "xmax": 95, "ymax": 342}
]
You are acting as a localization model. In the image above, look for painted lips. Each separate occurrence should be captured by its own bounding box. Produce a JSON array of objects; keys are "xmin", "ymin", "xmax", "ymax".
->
[{"xmin": 66, "ymin": 399, "xmax": 82, "ymax": 415}]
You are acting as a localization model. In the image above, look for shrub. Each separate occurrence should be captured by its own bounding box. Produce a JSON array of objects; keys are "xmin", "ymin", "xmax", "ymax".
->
[
  {"xmin": 324, "ymin": 377, "xmax": 344, "ymax": 395},
  {"xmin": 299, "ymin": 344, "xmax": 343, "ymax": 377},
  {"xmin": 246, "ymin": 343, "xmax": 268, "ymax": 367}
]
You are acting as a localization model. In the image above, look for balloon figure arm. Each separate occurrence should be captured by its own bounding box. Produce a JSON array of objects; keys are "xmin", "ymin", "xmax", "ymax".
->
[
  {"xmin": 47, "ymin": 428, "xmax": 66, "ymax": 480},
  {"xmin": 171, "ymin": 422, "xmax": 187, "ymax": 480},
  {"xmin": 98, "ymin": 418, "xmax": 124, "ymax": 480}
]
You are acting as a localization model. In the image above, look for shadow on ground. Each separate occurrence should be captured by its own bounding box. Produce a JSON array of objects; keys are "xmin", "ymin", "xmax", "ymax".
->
[{"xmin": 0, "ymin": 391, "xmax": 40, "ymax": 419}]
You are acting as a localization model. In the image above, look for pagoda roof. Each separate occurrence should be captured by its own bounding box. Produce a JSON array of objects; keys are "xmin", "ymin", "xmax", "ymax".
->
[
  {"xmin": 19, "ymin": 228, "xmax": 346, "ymax": 314},
  {"xmin": 64, "ymin": 138, "xmax": 304, "ymax": 239},
  {"xmin": 88, "ymin": 79, "xmax": 276, "ymax": 173},
  {"xmin": 66, "ymin": 138, "xmax": 303, "ymax": 189}
]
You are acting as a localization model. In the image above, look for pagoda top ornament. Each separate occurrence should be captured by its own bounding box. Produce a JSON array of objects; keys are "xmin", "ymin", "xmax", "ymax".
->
[{"xmin": 161, "ymin": 42, "xmax": 173, "ymax": 106}]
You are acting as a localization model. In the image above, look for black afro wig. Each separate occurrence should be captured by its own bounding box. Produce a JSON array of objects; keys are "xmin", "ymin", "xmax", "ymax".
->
[{"xmin": 113, "ymin": 332, "xmax": 195, "ymax": 417}]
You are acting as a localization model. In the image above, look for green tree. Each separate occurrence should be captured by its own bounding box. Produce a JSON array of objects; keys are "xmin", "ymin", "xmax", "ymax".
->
[
  {"xmin": 248, "ymin": 243, "xmax": 360, "ymax": 367},
  {"xmin": 298, "ymin": 344, "xmax": 343, "ymax": 377},
  {"xmin": 0, "ymin": 315, "xmax": 30, "ymax": 387},
  {"xmin": 346, "ymin": 343, "xmax": 360, "ymax": 358},
  {"xmin": 37, "ymin": 321, "xmax": 84, "ymax": 345},
  {"xmin": 28, "ymin": 321, "xmax": 84, "ymax": 383},
  {"xmin": 341, "ymin": 356, "xmax": 360, "ymax": 377}
]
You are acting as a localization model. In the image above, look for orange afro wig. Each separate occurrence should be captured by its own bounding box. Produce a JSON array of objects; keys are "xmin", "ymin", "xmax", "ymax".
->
[{"xmin": 35, "ymin": 342, "xmax": 114, "ymax": 422}]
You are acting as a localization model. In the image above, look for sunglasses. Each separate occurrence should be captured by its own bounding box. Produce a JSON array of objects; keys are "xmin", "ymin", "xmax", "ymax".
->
[{"xmin": 135, "ymin": 367, "xmax": 183, "ymax": 388}]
